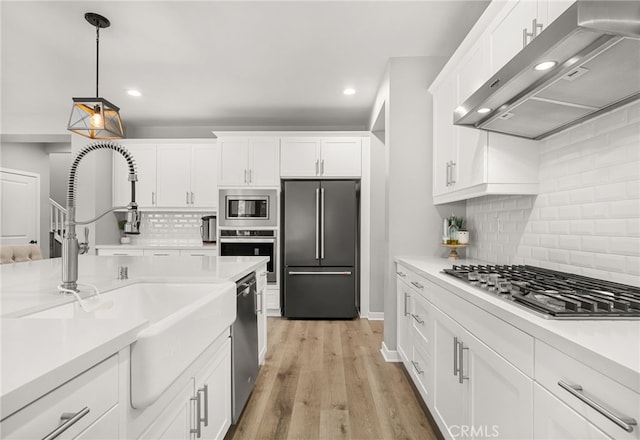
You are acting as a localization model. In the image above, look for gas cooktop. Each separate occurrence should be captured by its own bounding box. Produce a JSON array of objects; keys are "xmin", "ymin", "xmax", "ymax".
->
[{"xmin": 443, "ymin": 265, "xmax": 640, "ymax": 319}]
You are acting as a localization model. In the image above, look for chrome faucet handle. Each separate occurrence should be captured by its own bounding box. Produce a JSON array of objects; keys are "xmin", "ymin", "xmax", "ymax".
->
[{"xmin": 79, "ymin": 227, "xmax": 90, "ymax": 255}]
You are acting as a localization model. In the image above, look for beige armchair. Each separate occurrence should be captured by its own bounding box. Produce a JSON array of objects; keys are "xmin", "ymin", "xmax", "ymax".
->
[{"xmin": 0, "ymin": 244, "xmax": 43, "ymax": 264}]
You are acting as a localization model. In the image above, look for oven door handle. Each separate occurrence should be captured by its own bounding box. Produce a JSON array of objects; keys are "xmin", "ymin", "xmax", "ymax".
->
[{"xmin": 219, "ymin": 238, "xmax": 276, "ymax": 243}]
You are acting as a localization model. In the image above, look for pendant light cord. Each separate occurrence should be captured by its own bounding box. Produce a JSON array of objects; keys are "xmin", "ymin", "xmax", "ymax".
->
[{"xmin": 95, "ymin": 24, "xmax": 100, "ymax": 98}]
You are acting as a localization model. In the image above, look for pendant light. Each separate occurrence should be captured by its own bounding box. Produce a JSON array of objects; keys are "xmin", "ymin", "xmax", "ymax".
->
[{"xmin": 67, "ymin": 12, "xmax": 124, "ymax": 139}]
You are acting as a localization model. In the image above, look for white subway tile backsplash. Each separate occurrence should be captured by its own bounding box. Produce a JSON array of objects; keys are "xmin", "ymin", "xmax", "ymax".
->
[
  {"xmin": 132, "ymin": 211, "xmax": 214, "ymax": 246},
  {"xmin": 464, "ymin": 103, "xmax": 639, "ymax": 286}
]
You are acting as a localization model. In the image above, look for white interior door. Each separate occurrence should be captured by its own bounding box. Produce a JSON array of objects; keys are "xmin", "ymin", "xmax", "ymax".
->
[{"xmin": 0, "ymin": 169, "xmax": 40, "ymax": 246}]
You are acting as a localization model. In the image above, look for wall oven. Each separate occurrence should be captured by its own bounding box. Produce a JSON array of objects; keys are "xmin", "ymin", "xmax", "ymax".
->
[
  {"xmin": 219, "ymin": 189, "xmax": 278, "ymax": 228},
  {"xmin": 220, "ymin": 229, "xmax": 277, "ymax": 284}
]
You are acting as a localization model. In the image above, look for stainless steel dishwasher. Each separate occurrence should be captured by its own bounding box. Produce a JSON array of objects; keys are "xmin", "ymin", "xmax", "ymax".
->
[{"xmin": 231, "ymin": 272, "xmax": 259, "ymax": 423}]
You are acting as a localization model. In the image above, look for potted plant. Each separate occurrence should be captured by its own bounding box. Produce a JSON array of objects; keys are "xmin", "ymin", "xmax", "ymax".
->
[{"xmin": 118, "ymin": 219, "xmax": 131, "ymax": 244}]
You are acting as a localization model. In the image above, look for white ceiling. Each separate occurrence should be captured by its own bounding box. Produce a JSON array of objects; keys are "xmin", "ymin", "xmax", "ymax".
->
[{"xmin": 1, "ymin": 1, "xmax": 489, "ymax": 137}]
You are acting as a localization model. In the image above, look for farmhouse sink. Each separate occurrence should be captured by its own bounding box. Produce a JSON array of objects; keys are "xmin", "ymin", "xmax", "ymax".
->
[{"xmin": 21, "ymin": 281, "xmax": 237, "ymax": 408}]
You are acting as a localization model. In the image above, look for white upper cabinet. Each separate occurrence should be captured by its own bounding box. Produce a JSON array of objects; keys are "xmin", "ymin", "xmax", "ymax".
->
[
  {"xmin": 490, "ymin": 0, "xmax": 574, "ymax": 73},
  {"xmin": 319, "ymin": 138, "xmax": 362, "ymax": 177},
  {"xmin": 156, "ymin": 144, "xmax": 191, "ymax": 207},
  {"xmin": 280, "ymin": 137, "xmax": 361, "ymax": 178},
  {"xmin": 218, "ymin": 137, "xmax": 279, "ymax": 187},
  {"xmin": 114, "ymin": 142, "xmax": 217, "ymax": 209},
  {"xmin": 114, "ymin": 144, "xmax": 157, "ymax": 208},
  {"xmin": 191, "ymin": 145, "xmax": 218, "ymax": 208},
  {"xmin": 429, "ymin": 0, "xmax": 546, "ymax": 204},
  {"xmin": 280, "ymin": 138, "xmax": 320, "ymax": 177}
]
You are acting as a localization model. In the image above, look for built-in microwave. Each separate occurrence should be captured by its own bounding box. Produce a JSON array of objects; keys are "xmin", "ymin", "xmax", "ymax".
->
[{"xmin": 219, "ymin": 189, "xmax": 278, "ymax": 228}]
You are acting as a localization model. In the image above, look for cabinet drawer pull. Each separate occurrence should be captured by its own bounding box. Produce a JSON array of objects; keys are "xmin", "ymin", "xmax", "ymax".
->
[
  {"xmin": 113, "ymin": 253, "xmax": 128, "ymax": 256},
  {"xmin": 42, "ymin": 407, "xmax": 90, "ymax": 440},
  {"xmin": 453, "ymin": 337, "xmax": 459, "ymax": 376},
  {"xmin": 198, "ymin": 384, "xmax": 209, "ymax": 427},
  {"xmin": 404, "ymin": 292, "xmax": 410, "ymax": 317},
  {"xmin": 411, "ymin": 360, "xmax": 424, "ymax": 375},
  {"xmin": 190, "ymin": 393, "xmax": 202, "ymax": 438},
  {"xmin": 558, "ymin": 380, "xmax": 637, "ymax": 433},
  {"xmin": 396, "ymin": 271, "xmax": 406, "ymax": 278},
  {"xmin": 411, "ymin": 313, "xmax": 424, "ymax": 324},
  {"xmin": 458, "ymin": 341, "xmax": 469, "ymax": 384},
  {"xmin": 410, "ymin": 281, "xmax": 424, "ymax": 290}
]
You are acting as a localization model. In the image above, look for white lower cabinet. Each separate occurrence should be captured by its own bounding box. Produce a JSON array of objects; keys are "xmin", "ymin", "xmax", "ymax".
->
[
  {"xmin": 140, "ymin": 337, "xmax": 232, "ymax": 440},
  {"xmin": 97, "ymin": 248, "xmax": 145, "ymax": 257},
  {"xmin": 534, "ymin": 383, "xmax": 611, "ymax": 440},
  {"xmin": 395, "ymin": 276, "xmax": 413, "ymax": 367},
  {"xmin": 0, "ymin": 356, "xmax": 119, "ymax": 439}
]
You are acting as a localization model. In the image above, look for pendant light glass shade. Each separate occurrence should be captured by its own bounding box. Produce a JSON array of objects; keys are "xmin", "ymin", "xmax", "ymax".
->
[
  {"xmin": 68, "ymin": 97, "xmax": 124, "ymax": 139},
  {"xmin": 67, "ymin": 13, "xmax": 124, "ymax": 139}
]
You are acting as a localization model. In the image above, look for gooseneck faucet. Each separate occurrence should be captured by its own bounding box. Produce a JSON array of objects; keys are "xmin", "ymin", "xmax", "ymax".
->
[{"xmin": 61, "ymin": 141, "xmax": 141, "ymax": 292}]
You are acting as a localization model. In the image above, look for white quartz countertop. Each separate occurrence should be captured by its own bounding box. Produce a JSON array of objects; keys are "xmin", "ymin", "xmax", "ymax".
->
[
  {"xmin": 95, "ymin": 243, "xmax": 217, "ymax": 250},
  {"xmin": 395, "ymin": 256, "xmax": 640, "ymax": 394},
  {"xmin": 0, "ymin": 255, "xmax": 267, "ymax": 419}
]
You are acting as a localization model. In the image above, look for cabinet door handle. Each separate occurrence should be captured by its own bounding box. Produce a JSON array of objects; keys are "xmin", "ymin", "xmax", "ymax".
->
[
  {"xmin": 244, "ymin": 169, "xmax": 247, "ymax": 183},
  {"xmin": 404, "ymin": 292, "xmax": 410, "ymax": 317},
  {"xmin": 248, "ymin": 169, "xmax": 253, "ymax": 183},
  {"xmin": 186, "ymin": 191, "xmax": 190, "ymax": 204},
  {"xmin": 450, "ymin": 162, "xmax": 457, "ymax": 185},
  {"xmin": 152, "ymin": 191, "xmax": 156, "ymax": 205},
  {"xmin": 191, "ymin": 192, "xmax": 194, "ymax": 204},
  {"xmin": 411, "ymin": 360, "xmax": 424, "ymax": 375},
  {"xmin": 42, "ymin": 407, "xmax": 90, "ymax": 440},
  {"xmin": 320, "ymin": 159, "xmax": 325, "ymax": 175},
  {"xmin": 558, "ymin": 381, "xmax": 637, "ymax": 433},
  {"xmin": 458, "ymin": 340, "xmax": 469, "ymax": 384},
  {"xmin": 410, "ymin": 281, "xmax": 424, "ymax": 290},
  {"xmin": 446, "ymin": 162, "xmax": 451, "ymax": 186},
  {"xmin": 198, "ymin": 384, "xmax": 209, "ymax": 427},
  {"xmin": 532, "ymin": 18, "xmax": 543, "ymax": 37},
  {"xmin": 453, "ymin": 336, "xmax": 459, "ymax": 376},
  {"xmin": 396, "ymin": 271, "xmax": 406, "ymax": 278},
  {"xmin": 315, "ymin": 160, "xmax": 319, "ymax": 176},
  {"xmin": 190, "ymin": 393, "xmax": 202, "ymax": 438},
  {"xmin": 411, "ymin": 313, "xmax": 424, "ymax": 324}
]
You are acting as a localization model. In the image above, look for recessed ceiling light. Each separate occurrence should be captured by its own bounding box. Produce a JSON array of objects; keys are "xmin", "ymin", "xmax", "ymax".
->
[
  {"xmin": 477, "ymin": 107, "xmax": 492, "ymax": 114},
  {"xmin": 534, "ymin": 61, "xmax": 557, "ymax": 71},
  {"xmin": 127, "ymin": 89, "xmax": 142, "ymax": 97},
  {"xmin": 343, "ymin": 88, "xmax": 356, "ymax": 96}
]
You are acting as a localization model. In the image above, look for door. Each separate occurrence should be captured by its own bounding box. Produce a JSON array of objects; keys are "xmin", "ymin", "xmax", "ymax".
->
[
  {"xmin": 198, "ymin": 339, "xmax": 232, "ymax": 439},
  {"xmin": 219, "ymin": 138, "xmax": 249, "ymax": 186},
  {"xmin": 432, "ymin": 76, "xmax": 455, "ymax": 197},
  {"xmin": 464, "ymin": 328, "xmax": 534, "ymax": 439},
  {"xmin": 432, "ymin": 306, "xmax": 465, "ymax": 439},
  {"xmin": 284, "ymin": 266, "xmax": 356, "ymax": 318},
  {"xmin": 283, "ymin": 180, "xmax": 320, "ymax": 267},
  {"xmin": 0, "ymin": 169, "xmax": 39, "ymax": 246},
  {"xmin": 156, "ymin": 144, "xmax": 191, "ymax": 207},
  {"xmin": 191, "ymin": 144, "xmax": 218, "ymax": 208},
  {"xmin": 248, "ymin": 139, "xmax": 279, "ymax": 186},
  {"xmin": 490, "ymin": 0, "xmax": 538, "ymax": 72},
  {"xmin": 396, "ymin": 278, "xmax": 413, "ymax": 365},
  {"xmin": 319, "ymin": 180, "xmax": 357, "ymax": 267}
]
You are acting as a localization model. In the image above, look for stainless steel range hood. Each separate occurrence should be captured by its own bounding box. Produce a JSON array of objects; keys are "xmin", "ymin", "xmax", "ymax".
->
[{"xmin": 454, "ymin": 1, "xmax": 640, "ymax": 140}]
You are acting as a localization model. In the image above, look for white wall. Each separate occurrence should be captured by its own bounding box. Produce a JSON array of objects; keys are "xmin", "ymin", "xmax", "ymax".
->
[
  {"xmin": 0, "ymin": 142, "xmax": 51, "ymax": 258},
  {"xmin": 372, "ymin": 57, "xmax": 466, "ymax": 351},
  {"xmin": 49, "ymin": 152, "xmax": 72, "ymax": 206},
  {"xmin": 466, "ymin": 102, "xmax": 640, "ymax": 287}
]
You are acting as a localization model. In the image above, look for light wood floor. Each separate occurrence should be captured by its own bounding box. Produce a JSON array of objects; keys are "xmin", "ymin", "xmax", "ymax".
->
[{"xmin": 226, "ymin": 318, "xmax": 441, "ymax": 440}]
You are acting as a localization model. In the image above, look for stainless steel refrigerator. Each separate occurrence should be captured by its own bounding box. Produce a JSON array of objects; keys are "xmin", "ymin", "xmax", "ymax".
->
[{"xmin": 282, "ymin": 180, "xmax": 358, "ymax": 318}]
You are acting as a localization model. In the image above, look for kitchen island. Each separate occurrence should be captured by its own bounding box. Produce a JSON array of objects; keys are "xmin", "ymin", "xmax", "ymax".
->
[
  {"xmin": 395, "ymin": 256, "xmax": 640, "ymax": 440},
  {"xmin": 0, "ymin": 255, "xmax": 268, "ymax": 439}
]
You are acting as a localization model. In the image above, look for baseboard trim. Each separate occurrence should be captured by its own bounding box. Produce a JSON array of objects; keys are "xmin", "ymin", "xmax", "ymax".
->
[
  {"xmin": 266, "ymin": 309, "xmax": 281, "ymax": 317},
  {"xmin": 367, "ymin": 311, "xmax": 384, "ymax": 321},
  {"xmin": 380, "ymin": 341, "xmax": 401, "ymax": 362}
]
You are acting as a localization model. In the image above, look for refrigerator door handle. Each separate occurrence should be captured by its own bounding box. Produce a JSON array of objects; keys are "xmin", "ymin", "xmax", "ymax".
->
[
  {"xmin": 320, "ymin": 187, "xmax": 325, "ymax": 259},
  {"xmin": 315, "ymin": 188, "xmax": 320, "ymax": 260},
  {"xmin": 288, "ymin": 271, "xmax": 352, "ymax": 275}
]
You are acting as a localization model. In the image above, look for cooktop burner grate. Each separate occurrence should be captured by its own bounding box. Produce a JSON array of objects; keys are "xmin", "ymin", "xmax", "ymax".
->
[{"xmin": 442, "ymin": 265, "xmax": 640, "ymax": 319}]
